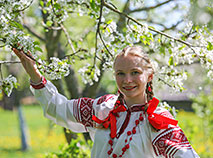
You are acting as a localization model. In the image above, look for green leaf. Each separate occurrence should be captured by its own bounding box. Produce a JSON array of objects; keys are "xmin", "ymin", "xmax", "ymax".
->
[
  {"xmin": 107, "ymin": 20, "xmax": 113, "ymax": 24},
  {"xmin": 168, "ymin": 48, "xmax": 173, "ymax": 54},
  {"xmin": 54, "ymin": 3, "xmax": 61, "ymax": 10},
  {"xmin": 46, "ymin": 21, "xmax": 53, "ymax": 27},
  {"xmin": 179, "ymin": 45, "xmax": 186, "ymax": 50},
  {"xmin": 40, "ymin": 0, "xmax": 44, "ymax": 7},
  {"xmin": 168, "ymin": 56, "xmax": 174, "ymax": 66},
  {"xmin": 207, "ymin": 42, "xmax": 213, "ymax": 51},
  {"xmin": 9, "ymin": 21, "xmax": 23, "ymax": 30},
  {"xmin": 33, "ymin": 41, "xmax": 40, "ymax": 45},
  {"xmin": 46, "ymin": 1, "xmax": 51, "ymax": 7},
  {"xmin": 160, "ymin": 47, "xmax": 165, "ymax": 55},
  {"xmin": 42, "ymin": 9, "xmax": 47, "ymax": 14},
  {"xmin": 35, "ymin": 46, "xmax": 43, "ymax": 52},
  {"xmin": 90, "ymin": 0, "xmax": 99, "ymax": 12}
]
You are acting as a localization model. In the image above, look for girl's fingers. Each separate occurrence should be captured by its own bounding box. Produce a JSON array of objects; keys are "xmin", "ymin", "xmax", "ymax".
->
[
  {"xmin": 12, "ymin": 48, "xmax": 23, "ymax": 58},
  {"xmin": 12, "ymin": 48, "xmax": 32, "ymax": 61}
]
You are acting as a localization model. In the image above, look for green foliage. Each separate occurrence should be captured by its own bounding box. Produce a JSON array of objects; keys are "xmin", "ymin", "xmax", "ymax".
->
[
  {"xmin": 192, "ymin": 90, "xmax": 213, "ymax": 139},
  {"xmin": 45, "ymin": 135, "xmax": 92, "ymax": 158},
  {"xmin": 189, "ymin": 87, "xmax": 213, "ymax": 157}
]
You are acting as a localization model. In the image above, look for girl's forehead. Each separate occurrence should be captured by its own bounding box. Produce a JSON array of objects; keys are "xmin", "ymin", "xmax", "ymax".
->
[{"xmin": 114, "ymin": 55, "xmax": 143, "ymax": 70}]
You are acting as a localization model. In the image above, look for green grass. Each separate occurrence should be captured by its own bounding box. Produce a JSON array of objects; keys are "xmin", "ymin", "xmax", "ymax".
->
[
  {"xmin": 0, "ymin": 106, "xmax": 212, "ymax": 158},
  {"xmin": 0, "ymin": 105, "xmax": 66, "ymax": 158},
  {"xmin": 177, "ymin": 110, "xmax": 213, "ymax": 157}
]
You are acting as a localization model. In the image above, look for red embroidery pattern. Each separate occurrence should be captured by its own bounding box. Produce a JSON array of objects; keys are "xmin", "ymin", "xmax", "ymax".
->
[
  {"xmin": 152, "ymin": 127, "xmax": 192, "ymax": 158},
  {"xmin": 97, "ymin": 94, "xmax": 115, "ymax": 105},
  {"xmin": 73, "ymin": 98, "xmax": 94, "ymax": 127},
  {"xmin": 73, "ymin": 99, "xmax": 80, "ymax": 122}
]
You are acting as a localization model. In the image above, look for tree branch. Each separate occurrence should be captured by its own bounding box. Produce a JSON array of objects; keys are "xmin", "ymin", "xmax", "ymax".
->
[
  {"xmin": 0, "ymin": 61, "xmax": 21, "ymax": 64},
  {"xmin": 94, "ymin": 0, "xmax": 104, "ymax": 66},
  {"xmin": 60, "ymin": 23, "xmax": 76, "ymax": 54},
  {"xmin": 0, "ymin": 64, "xmax": 3, "ymax": 80},
  {"xmin": 23, "ymin": 24, "xmax": 45, "ymax": 42},
  {"xmin": 103, "ymin": 1, "xmax": 197, "ymax": 48},
  {"xmin": 142, "ymin": 19, "xmax": 183, "ymax": 32},
  {"xmin": 158, "ymin": 77, "xmax": 173, "ymax": 88},
  {"xmin": 98, "ymin": 32, "xmax": 114, "ymax": 59},
  {"xmin": 129, "ymin": 0, "xmax": 175, "ymax": 14}
]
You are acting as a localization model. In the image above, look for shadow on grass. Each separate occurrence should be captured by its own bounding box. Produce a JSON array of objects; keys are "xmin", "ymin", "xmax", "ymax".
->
[{"xmin": 0, "ymin": 147, "xmax": 29, "ymax": 153}]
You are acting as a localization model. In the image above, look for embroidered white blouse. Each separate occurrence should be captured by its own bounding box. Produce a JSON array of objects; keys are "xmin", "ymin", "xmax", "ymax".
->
[{"xmin": 31, "ymin": 80, "xmax": 199, "ymax": 158}]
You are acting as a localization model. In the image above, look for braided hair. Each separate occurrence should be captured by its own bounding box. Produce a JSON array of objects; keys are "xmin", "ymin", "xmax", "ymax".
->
[{"xmin": 114, "ymin": 46, "xmax": 155, "ymax": 103}]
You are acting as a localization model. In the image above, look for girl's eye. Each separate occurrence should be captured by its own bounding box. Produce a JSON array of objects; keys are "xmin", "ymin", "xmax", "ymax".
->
[
  {"xmin": 132, "ymin": 71, "xmax": 139, "ymax": 75},
  {"xmin": 117, "ymin": 72, "xmax": 125, "ymax": 76}
]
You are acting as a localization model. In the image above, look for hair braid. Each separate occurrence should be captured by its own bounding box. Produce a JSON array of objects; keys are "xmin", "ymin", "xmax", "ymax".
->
[
  {"xmin": 146, "ymin": 81, "xmax": 154, "ymax": 102},
  {"xmin": 117, "ymin": 91, "xmax": 124, "ymax": 105}
]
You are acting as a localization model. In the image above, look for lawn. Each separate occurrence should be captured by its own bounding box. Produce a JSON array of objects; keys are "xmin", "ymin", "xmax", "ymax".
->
[
  {"xmin": 0, "ymin": 106, "xmax": 212, "ymax": 158},
  {"xmin": 0, "ymin": 105, "xmax": 66, "ymax": 158}
]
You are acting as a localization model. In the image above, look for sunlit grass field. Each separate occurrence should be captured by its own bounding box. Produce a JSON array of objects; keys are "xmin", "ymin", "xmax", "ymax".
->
[
  {"xmin": 0, "ymin": 106, "xmax": 212, "ymax": 158},
  {"xmin": 0, "ymin": 105, "xmax": 66, "ymax": 158}
]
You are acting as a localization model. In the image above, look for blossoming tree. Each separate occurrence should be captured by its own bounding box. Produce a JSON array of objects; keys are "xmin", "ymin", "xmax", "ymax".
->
[{"xmin": 0, "ymin": 0, "xmax": 212, "ymax": 144}]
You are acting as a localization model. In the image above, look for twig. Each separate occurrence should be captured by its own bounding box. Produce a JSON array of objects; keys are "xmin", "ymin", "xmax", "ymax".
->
[
  {"xmin": 0, "ymin": 64, "xmax": 3, "ymax": 80},
  {"xmin": 0, "ymin": 61, "xmax": 21, "ymax": 64},
  {"xmin": 63, "ymin": 48, "xmax": 88, "ymax": 58},
  {"xmin": 23, "ymin": 24, "xmax": 45, "ymax": 42},
  {"xmin": 98, "ymin": 31, "xmax": 114, "ymax": 59},
  {"xmin": 129, "ymin": 0, "xmax": 174, "ymax": 14},
  {"xmin": 41, "ymin": 21, "xmax": 62, "ymax": 30},
  {"xmin": 158, "ymin": 77, "xmax": 173, "ymax": 88},
  {"xmin": 67, "ymin": 1, "xmax": 90, "ymax": 9},
  {"xmin": 60, "ymin": 24, "xmax": 76, "ymax": 54}
]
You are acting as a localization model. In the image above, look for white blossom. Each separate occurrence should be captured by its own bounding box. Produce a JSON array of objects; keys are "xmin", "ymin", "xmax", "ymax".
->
[
  {"xmin": 38, "ymin": 57, "xmax": 70, "ymax": 80},
  {"xmin": 0, "ymin": 75, "xmax": 18, "ymax": 97},
  {"xmin": 78, "ymin": 64, "xmax": 100, "ymax": 85}
]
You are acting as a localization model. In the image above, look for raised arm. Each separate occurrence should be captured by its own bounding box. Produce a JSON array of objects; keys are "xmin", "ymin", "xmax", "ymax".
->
[{"xmin": 12, "ymin": 48, "xmax": 96, "ymax": 134}]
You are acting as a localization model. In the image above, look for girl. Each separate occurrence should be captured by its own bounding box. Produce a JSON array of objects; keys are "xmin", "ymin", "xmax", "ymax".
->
[{"xmin": 13, "ymin": 46, "xmax": 199, "ymax": 158}]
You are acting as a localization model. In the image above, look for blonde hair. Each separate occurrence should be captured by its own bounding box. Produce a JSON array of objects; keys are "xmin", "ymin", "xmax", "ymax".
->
[{"xmin": 114, "ymin": 46, "xmax": 155, "ymax": 101}]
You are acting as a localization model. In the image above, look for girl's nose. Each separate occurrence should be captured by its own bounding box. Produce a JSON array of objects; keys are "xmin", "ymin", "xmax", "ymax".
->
[{"xmin": 124, "ymin": 74, "xmax": 132, "ymax": 83}]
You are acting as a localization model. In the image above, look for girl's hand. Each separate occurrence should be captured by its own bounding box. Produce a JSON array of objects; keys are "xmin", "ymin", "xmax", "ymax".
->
[{"xmin": 12, "ymin": 48, "xmax": 42, "ymax": 83}]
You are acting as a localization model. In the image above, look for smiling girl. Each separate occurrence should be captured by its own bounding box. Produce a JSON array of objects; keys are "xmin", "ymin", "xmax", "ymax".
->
[{"xmin": 13, "ymin": 46, "xmax": 199, "ymax": 158}]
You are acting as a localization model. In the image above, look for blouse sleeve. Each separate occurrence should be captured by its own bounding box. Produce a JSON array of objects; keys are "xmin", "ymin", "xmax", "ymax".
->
[
  {"xmin": 30, "ymin": 80, "xmax": 95, "ymax": 133},
  {"xmin": 149, "ymin": 108, "xmax": 200, "ymax": 158}
]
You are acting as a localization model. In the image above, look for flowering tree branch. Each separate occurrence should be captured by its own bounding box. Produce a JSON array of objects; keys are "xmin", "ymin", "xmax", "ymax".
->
[
  {"xmin": 14, "ymin": 0, "xmax": 34, "ymax": 12},
  {"xmin": 103, "ymin": 1, "xmax": 197, "ymax": 48},
  {"xmin": 129, "ymin": 0, "xmax": 175, "ymax": 14}
]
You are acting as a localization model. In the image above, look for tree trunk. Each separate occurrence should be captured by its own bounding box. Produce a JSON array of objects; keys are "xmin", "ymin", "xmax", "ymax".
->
[{"xmin": 17, "ymin": 105, "xmax": 30, "ymax": 151}]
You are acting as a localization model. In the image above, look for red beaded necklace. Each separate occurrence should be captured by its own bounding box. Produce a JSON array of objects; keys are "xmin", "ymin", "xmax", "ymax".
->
[
  {"xmin": 107, "ymin": 112, "xmax": 144, "ymax": 158},
  {"xmin": 106, "ymin": 100, "xmax": 146, "ymax": 158}
]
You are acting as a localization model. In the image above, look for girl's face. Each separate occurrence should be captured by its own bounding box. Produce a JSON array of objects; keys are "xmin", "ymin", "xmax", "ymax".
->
[{"xmin": 114, "ymin": 54, "xmax": 152, "ymax": 105}]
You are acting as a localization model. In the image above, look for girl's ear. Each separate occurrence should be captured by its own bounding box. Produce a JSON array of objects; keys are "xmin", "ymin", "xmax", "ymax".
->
[{"xmin": 148, "ymin": 74, "xmax": 153, "ymax": 82}]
